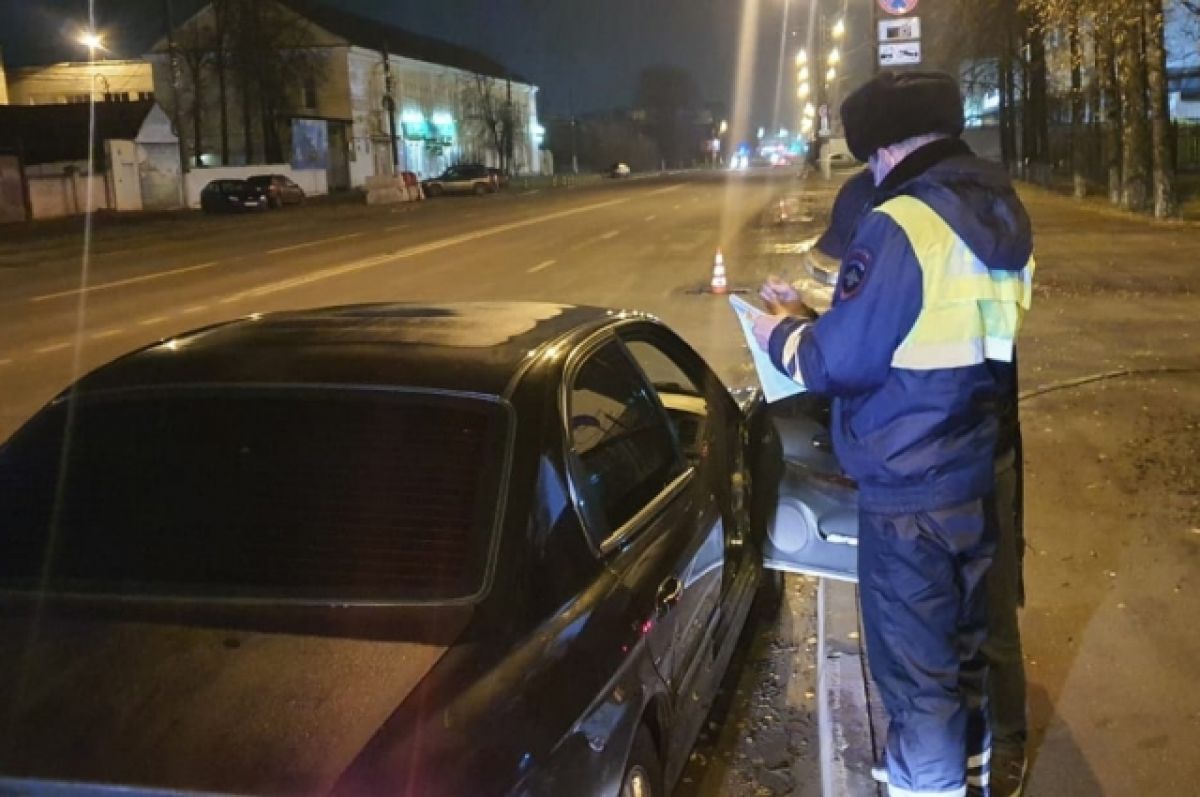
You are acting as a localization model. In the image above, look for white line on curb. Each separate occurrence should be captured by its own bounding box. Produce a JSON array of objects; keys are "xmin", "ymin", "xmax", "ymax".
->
[{"xmin": 527, "ymin": 259, "xmax": 557, "ymax": 273}]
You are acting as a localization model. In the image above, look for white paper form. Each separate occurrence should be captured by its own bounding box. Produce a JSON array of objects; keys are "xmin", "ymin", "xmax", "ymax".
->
[{"xmin": 728, "ymin": 293, "xmax": 807, "ymax": 403}]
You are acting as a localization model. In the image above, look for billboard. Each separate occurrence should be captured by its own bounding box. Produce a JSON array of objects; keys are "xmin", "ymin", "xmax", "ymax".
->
[{"xmin": 291, "ymin": 118, "xmax": 328, "ymax": 170}]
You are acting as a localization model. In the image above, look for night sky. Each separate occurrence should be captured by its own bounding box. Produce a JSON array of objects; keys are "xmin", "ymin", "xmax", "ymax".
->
[{"xmin": 0, "ymin": 0, "xmax": 796, "ymax": 121}]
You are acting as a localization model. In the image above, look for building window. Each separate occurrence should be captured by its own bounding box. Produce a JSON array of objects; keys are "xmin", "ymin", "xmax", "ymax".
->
[
  {"xmin": 302, "ymin": 77, "xmax": 317, "ymax": 109},
  {"xmin": 138, "ymin": 91, "xmax": 154, "ymax": 101}
]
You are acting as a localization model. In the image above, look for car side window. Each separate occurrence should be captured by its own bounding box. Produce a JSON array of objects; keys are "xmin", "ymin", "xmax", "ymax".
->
[
  {"xmin": 567, "ymin": 340, "xmax": 684, "ymax": 549},
  {"xmin": 621, "ymin": 335, "xmax": 710, "ymax": 464}
]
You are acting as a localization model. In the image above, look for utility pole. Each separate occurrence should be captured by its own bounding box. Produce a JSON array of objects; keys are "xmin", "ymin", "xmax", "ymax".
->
[
  {"xmin": 381, "ymin": 42, "xmax": 399, "ymax": 174},
  {"xmin": 162, "ymin": 0, "xmax": 189, "ymax": 207}
]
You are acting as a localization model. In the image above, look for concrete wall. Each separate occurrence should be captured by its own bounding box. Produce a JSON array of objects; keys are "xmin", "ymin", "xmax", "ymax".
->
[
  {"xmin": 184, "ymin": 164, "xmax": 328, "ymax": 207},
  {"xmin": 27, "ymin": 171, "xmax": 111, "ymax": 219}
]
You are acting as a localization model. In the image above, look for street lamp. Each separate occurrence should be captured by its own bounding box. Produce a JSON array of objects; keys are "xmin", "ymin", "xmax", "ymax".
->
[
  {"xmin": 828, "ymin": 47, "xmax": 840, "ymax": 66},
  {"xmin": 832, "ymin": 18, "xmax": 845, "ymax": 40},
  {"xmin": 803, "ymin": 102, "xmax": 815, "ymax": 117},
  {"xmin": 795, "ymin": 48, "xmax": 807, "ymax": 66},
  {"xmin": 826, "ymin": 67, "xmax": 837, "ymax": 83},
  {"xmin": 719, "ymin": 119, "xmax": 729, "ymax": 135},
  {"xmin": 798, "ymin": 66, "xmax": 809, "ymax": 81},
  {"xmin": 78, "ymin": 31, "xmax": 104, "ymax": 52},
  {"xmin": 797, "ymin": 81, "xmax": 810, "ymax": 99}
]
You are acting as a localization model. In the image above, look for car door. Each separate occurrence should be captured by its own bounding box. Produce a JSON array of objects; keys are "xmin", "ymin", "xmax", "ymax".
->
[
  {"xmin": 561, "ymin": 336, "xmax": 711, "ymax": 700},
  {"xmin": 761, "ymin": 395, "xmax": 860, "ymax": 582}
]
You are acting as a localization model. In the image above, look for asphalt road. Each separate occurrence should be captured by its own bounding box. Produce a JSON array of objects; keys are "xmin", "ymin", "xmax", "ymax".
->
[{"xmin": 0, "ymin": 171, "xmax": 793, "ymax": 439}]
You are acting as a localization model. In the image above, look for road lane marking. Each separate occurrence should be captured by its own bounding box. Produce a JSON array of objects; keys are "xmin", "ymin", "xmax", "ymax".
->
[
  {"xmin": 89, "ymin": 328, "xmax": 123, "ymax": 340},
  {"xmin": 220, "ymin": 196, "xmax": 631, "ymax": 303},
  {"xmin": 387, "ymin": 224, "xmax": 411, "ymax": 231},
  {"xmin": 527, "ymin": 259, "xmax": 557, "ymax": 273},
  {"xmin": 598, "ymin": 230, "xmax": 620, "ymax": 240},
  {"xmin": 644, "ymin": 215, "xmax": 657, "ymax": 222},
  {"xmin": 181, "ymin": 305, "xmax": 208, "ymax": 314},
  {"xmin": 34, "ymin": 341, "xmax": 71, "ymax": 355},
  {"xmin": 30, "ymin": 260, "xmax": 221, "ymax": 302},
  {"xmin": 266, "ymin": 232, "xmax": 364, "ymax": 255},
  {"xmin": 138, "ymin": 316, "xmax": 168, "ymax": 326},
  {"xmin": 646, "ymin": 184, "xmax": 685, "ymax": 196},
  {"xmin": 0, "ymin": 358, "xmax": 12, "ymax": 366}
]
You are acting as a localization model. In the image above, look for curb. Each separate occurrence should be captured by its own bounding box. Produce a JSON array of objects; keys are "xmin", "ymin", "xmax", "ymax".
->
[{"xmin": 817, "ymin": 578, "xmax": 885, "ymax": 797}]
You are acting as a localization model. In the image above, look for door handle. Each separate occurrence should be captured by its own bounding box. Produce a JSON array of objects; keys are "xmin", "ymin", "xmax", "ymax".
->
[{"xmin": 655, "ymin": 577, "xmax": 683, "ymax": 616}]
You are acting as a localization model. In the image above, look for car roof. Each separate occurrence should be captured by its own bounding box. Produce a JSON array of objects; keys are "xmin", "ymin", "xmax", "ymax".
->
[{"xmin": 72, "ymin": 302, "xmax": 628, "ymax": 398}]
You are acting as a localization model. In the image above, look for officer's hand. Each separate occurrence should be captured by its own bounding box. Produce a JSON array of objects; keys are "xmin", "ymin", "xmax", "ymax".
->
[
  {"xmin": 759, "ymin": 276, "xmax": 816, "ymax": 319},
  {"xmin": 752, "ymin": 312, "xmax": 786, "ymax": 351}
]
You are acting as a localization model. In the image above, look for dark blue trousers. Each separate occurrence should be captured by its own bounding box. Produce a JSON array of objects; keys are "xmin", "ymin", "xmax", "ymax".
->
[{"xmin": 859, "ymin": 496, "xmax": 998, "ymax": 797}]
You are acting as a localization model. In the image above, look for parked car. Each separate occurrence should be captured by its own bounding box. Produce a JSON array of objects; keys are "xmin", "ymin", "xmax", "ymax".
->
[
  {"xmin": 247, "ymin": 173, "xmax": 306, "ymax": 208},
  {"xmin": 422, "ymin": 164, "xmax": 497, "ymax": 196},
  {"xmin": 609, "ymin": 162, "xmax": 632, "ymax": 178},
  {"xmin": 0, "ymin": 302, "xmax": 853, "ymax": 797},
  {"xmin": 198, "ymin": 178, "xmax": 268, "ymax": 213}
]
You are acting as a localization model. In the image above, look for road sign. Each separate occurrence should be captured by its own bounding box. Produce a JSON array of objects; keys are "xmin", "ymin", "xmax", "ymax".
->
[
  {"xmin": 878, "ymin": 0, "xmax": 919, "ymax": 16},
  {"xmin": 878, "ymin": 17, "xmax": 920, "ymax": 42},
  {"xmin": 879, "ymin": 41, "xmax": 922, "ymax": 66}
]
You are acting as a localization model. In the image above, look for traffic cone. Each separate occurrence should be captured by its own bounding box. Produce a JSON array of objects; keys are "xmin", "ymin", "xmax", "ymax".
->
[{"xmin": 710, "ymin": 248, "xmax": 728, "ymax": 294}]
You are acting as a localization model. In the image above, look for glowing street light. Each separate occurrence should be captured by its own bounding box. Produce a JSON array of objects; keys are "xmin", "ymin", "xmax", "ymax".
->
[
  {"xmin": 826, "ymin": 66, "xmax": 837, "ymax": 83},
  {"xmin": 801, "ymin": 117, "xmax": 814, "ymax": 131},
  {"xmin": 795, "ymin": 48, "xmax": 807, "ymax": 66},
  {"xmin": 828, "ymin": 47, "xmax": 841, "ymax": 66},
  {"xmin": 719, "ymin": 119, "xmax": 729, "ymax": 135},
  {"xmin": 77, "ymin": 31, "xmax": 104, "ymax": 52},
  {"xmin": 832, "ymin": 18, "xmax": 845, "ymax": 39},
  {"xmin": 798, "ymin": 66, "xmax": 809, "ymax": 81},
  {"xmin": 797, "ymin": 82, "xmax": 810, "ymax": 99},
  {"xmin": 803, "ymin": 102, "xmax": 815, "ymax": 117}
]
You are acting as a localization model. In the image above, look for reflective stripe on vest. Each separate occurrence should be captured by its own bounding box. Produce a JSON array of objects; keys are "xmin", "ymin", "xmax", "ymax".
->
[{"xmin": 876, "ymin": 195, "xmax": 1034, "ymax": 371}]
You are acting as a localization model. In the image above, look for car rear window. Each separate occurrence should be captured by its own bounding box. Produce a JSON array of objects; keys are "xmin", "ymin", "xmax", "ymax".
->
[{"xmin": 0, "ymin": 388, "xmax": 508, "ymax": 603}]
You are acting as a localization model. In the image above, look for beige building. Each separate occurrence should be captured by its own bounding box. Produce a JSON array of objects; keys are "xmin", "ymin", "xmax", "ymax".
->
[
  {"xmin": 149, "ymin": 0, "xmax": 545, "ymax": 190},
  {"xmin": 4, "ymin": 59, "xmax": 154, "ymax": 105}
]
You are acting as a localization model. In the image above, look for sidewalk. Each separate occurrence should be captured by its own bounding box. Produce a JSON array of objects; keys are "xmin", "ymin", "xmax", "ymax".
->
[{"xmin": 817, "ymin": 178, "xmax": 1200, "ymax": 795}]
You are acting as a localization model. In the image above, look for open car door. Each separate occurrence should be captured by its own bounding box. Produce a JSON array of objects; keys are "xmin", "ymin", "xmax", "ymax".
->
[{"xmin": 762, "ymin": 394, "xmax": 859, "ymax": 583}]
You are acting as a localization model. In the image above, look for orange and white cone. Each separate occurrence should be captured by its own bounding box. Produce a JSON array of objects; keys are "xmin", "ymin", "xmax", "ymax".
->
[{"xmin": 710, "ymin": 249, "xmax": 728, "ymax": 294}]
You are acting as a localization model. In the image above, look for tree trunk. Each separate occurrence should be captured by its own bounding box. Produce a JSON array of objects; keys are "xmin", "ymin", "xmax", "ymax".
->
[
  {"xmin": 1069, "ymin": 12, "xmax": 1086, "ymax": 199},
  {"xmin": 240, "ymin": 69, "xmax": 254, "ymax": 164},
  {"xmin": 1115, "ymin": 10, "xmax": 1150, "ymax": 212},
  {"xmin": 1026, "ymin": 18, "xmax": 1050, "ymax": 185},
  {"xmin": 192, "ymin": 84, "xmax": 203, "ymax": 167},
  {"xmin": 216, "ymin": 55, "xmax": 229, "ymax": 165},
  {"xmin": 1097, "ymin": 26, "xmax": 1122, "ymax": 205},
  {"xmin": 1143, "ymin": 0, "xmax": 1177, "ymax": 217},
  {"xmin": 1000, "ymin": 14, "xmax": 1018, "ymax": 173}
]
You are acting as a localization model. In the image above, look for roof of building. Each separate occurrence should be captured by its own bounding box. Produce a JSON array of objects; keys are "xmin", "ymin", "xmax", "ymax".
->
[
  {"xmin": 0, "ymin": 100, "xmax": 157, "ymax": 165},
  {"xmin": 279, "ymin": 0, "xmax": 524, "ymax": 82}
]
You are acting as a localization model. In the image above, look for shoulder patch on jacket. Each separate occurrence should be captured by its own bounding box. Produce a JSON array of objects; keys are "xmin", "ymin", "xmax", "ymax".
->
[{"xmin": 838, "ymin": 248, "xmax": 872, "ymax": 300}]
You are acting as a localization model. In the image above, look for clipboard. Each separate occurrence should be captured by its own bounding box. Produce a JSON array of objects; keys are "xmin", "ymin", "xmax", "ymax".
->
[{"xmin": 728, "ymin": 294, "xmax": 806, "ymax": 403}]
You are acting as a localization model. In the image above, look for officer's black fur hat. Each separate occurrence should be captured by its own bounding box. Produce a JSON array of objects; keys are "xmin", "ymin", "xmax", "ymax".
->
[{"xmin": 840, "ymin": 71, "xmax": 965, "ymax": 162}]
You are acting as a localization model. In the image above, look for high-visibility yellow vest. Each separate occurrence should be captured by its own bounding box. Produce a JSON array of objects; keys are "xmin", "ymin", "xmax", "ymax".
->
[{"xmin": 876, "ymin": 195, "xmax": 1034, "ymax": 371}]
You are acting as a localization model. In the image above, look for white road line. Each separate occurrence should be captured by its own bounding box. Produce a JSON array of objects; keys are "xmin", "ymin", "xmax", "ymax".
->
[
  {"xmin": 138, "ymin": 316, "xmax": 168, "ymax": 326},
  {"xmin": 0, "ymin": 358, "xmax": 13, "ymax": 367},
  {"xmin": 527, "ymin": 259, "xmax": 557, "ymax": 273},
  {"xmin": 644, "ymin": 215, "xmax": 657, "ymax": 222},
  {"xmin": 89, "ymin": 328, "xmax": 123, "ymax": 340},
  {"xmin": 646, "ymin": 184, "xmax": 685, "ymax": 196},
  {"xmin": 598, "ymin": 230, "xmax": 620, "ymax": 240},
  {"xmin": 30, "ymin": 260, "xmax": 221, "ymax": 302},
  {"xmin": 387, "ymin": 224, "xmax": 411, "ymax": 232},
  {"xmin": 266, "ymin": 232, "xmax": 364, "ymax": 255},
  {"xmin": 181, "ymin": 305, "xmax": 208, "ymax": 314},
  {"xmin": 220, "ymin": 196, "xmax": 631, "ymax": 304},
  {"xmin": 34, "ymin": 341, "xmax": 71, "ymax": 355}
]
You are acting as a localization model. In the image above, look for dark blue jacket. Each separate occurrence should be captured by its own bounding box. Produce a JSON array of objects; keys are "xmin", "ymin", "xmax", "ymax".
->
[{"xmin": 769, "ymin": 139, "xmax": 1032, "ymax": 512}]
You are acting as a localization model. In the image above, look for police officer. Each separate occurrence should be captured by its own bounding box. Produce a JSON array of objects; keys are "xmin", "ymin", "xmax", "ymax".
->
[
  {"xmin": 752, "ymin": 72, "xmax": 1034, "ymax": 797},
  {"xmin": 764, "ymin": 165, "xmax": 1030, "ymax": 796}
]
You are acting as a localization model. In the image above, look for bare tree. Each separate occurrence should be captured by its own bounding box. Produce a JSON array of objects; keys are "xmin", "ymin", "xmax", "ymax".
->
[
  {"xmin": 459, "ymin": 73, "xmax": 524, "ymax": 174},
  {"xmin": 1143, "ymin": 0, "xmax": 1177, "ymax": 217},
  {"xmin": 1115, "ymin": 6, "xmax": 1150, "ymax": 211},
  {"xmin": 175, "ymin": 19, "xmax": 215, "ymax": 166},
  {"xmin": 1068, "ymin": 8, "xmax": 1087, "ymax": 198}
]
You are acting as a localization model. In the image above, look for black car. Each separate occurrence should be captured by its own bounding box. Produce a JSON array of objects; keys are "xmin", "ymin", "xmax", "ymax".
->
[
  {"xmin": 199, "ymin": 178, "xmax": 268, "ymax": 213},
  {"xmin": 247, "ymin": 173, "xmax": 307, "ymax": 208},
  {"xmin": 0, "ymin": 303, "xmax": 856, "ymax": 796}
]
